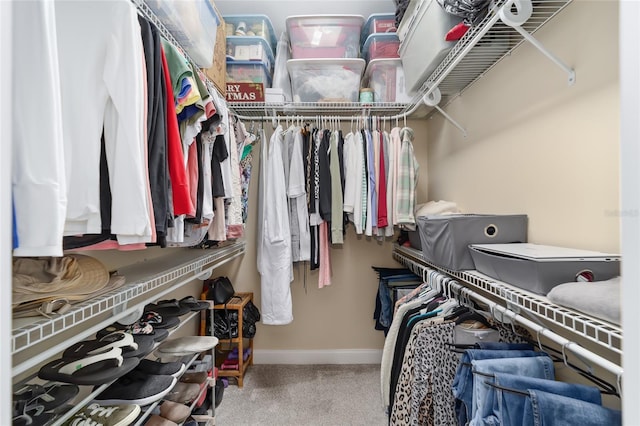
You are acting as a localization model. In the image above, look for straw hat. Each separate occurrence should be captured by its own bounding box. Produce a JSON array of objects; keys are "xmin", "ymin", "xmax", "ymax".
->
[{"xmin": 13, "ymin": 254, "xmax": 110, "ymax": 306}]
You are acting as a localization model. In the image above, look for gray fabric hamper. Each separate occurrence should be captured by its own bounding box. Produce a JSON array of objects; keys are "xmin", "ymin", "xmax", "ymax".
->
[
  {"xmin": 416, "ymin": 214, "xmax": 528, "ymax": 271},
  {"xmin": 469, "ymin": 243, "xmax": 621, "ymax": 295}
]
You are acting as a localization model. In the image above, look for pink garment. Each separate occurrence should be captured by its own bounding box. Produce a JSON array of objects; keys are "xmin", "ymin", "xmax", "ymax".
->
[
  {"xmin": 187, "ymin": 141, "xmax": 198, "ymax": 210},
  {"xmin": 204, "ymin": 99, "xmax": 216, "ymax": 119},
  {"xmin": 318, "ymin": 221, "xmax": 331, "ymax": 288},
  {"xmin": 208, "ymin": 197, "xmax": 227, "ymax": 241}
]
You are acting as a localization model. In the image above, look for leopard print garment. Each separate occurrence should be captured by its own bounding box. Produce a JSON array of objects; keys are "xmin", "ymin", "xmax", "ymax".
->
[
  {"xmin": 412, "ymin": 321, "xmax": 458, "ymax": 426},
  {"xmin": 390, "ymin": 329, "xmax": 419, "ymax": 425}
]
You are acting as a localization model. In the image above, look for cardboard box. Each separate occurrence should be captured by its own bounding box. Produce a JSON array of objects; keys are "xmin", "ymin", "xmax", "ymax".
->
[
  {"xmin": 203, "ymin": 1, "xmax": 227, "ymax": 96},
  {"xmin": 226, "ymin": 82, "xmax": 265, "ymax": 102}
]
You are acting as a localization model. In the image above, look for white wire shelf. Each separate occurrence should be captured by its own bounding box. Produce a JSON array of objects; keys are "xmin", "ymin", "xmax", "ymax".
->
[
  {"xmin": 393, "ymin": 245, "xmax": 622, "ymax": 355},
  {"xmin": 415, "ymin": 0, "xmax": 573, "ymax": 108},
  {"xmin": 230, "ymin": 101, "xmax": 412, "ymax": 120},
  {"xmin": 12, "ymin": 242, "xmax": 244, "ymax": 364},
  {"xmin": 228, "ymin": 1, "xmax": 572, "ymax": 121}
]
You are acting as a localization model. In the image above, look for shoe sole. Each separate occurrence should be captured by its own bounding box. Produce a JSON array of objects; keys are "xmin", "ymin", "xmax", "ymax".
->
[
  {"xmin": 94, "ymin": 377, "xmax": 177, "ymax": 407},
  {"xmin": 112, "ymin": 405, "xmax": 142, "ymax": 426}
]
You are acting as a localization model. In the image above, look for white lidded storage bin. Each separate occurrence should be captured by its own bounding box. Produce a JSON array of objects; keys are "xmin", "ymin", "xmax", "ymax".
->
[
  {"xmin": 363, "ymin": 59, "xmax": 411, "ymax": 103},
  {"xmin": 146, "ymin": 0, "xmax": 220, "ymax": 68},
  {"xmin": 399, "ymin": 0, "xmax": 463, "ymax": 93},
  {"xmin": 287, "ymin": 58, "xmax": 365, "ymax": 102},
  {"xmin": 226, "ymin": 36, "xmax": 275, "ymax": 73},
  {"xmin": 287, "ymin": 15, "xmax": 364, "ymax": 59},
  {"xmin": 224, "ymin": 14, "xmax": 277, "ymax": 53},
  {"xmin": 469, "ymin": 243, "xmax": 621, "ymax": 295}
]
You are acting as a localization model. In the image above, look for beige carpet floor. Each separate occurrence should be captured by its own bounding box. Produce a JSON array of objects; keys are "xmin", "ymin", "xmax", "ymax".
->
[{"xmin": 214, "ymin": 364, "xmax": 388, "ymax": 426}]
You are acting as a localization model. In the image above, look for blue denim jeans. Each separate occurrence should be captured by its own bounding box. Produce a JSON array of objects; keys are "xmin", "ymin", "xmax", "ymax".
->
[
  {"xmin": 474, "ymin": 342, "xmax": 533, "ymax": 351},
  {"xmin": 378, "ymin": 280, "xmax": 393, "ymax": 329},
  {"xmin": 490, "ymin": 373, "xmax": 602, "ymax": 426},
  {"xmin": 452, "ymin": 349, "xmax": 548, "ymax": 426},
  {"xmin": 523, "ymin": 389, "xmax": 621, "ymax": 426},
  {"xmin": 469, "ymin": 356, "xmax": 555, "ymax": 426}
]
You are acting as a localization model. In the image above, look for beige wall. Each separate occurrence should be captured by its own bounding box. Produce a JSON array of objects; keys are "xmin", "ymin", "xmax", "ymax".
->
[
  {"xmin": 220, "ymin": 1, "xmax": 621, "ymax": 353},
  {"xmin": 426, "ymin": 0, "xmax": 620, "ymax": 253},
  {"xmin": 218, "ymin": 123, "xmax": 416, "ymax": 351}
]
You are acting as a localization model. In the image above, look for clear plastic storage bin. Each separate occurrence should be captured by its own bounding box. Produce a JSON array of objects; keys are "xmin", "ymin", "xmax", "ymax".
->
[
  {"xmin": 226, "ymin": 36, "xmax": 275, "ymax": 73},
  {"xmin": 226, "ymin": 60, "xmax": 272, "ymax": 87},
  {"xmin": 362, "ymin": 33, "xmax": 400, "ymax": 62},
  {"xmin": 223, "ymin": 14, "xmax": 277, "ymax": 53},
  {"xmin": 287, "ymin": 58, "xmax": 365, "ymax": 102},
  {"xmin": 286, "ymin": 15, "xmax": 365, "ymax": 59},
  {"xmin": 146, "ymin": 0, "xmax": 220, "ymax": 68},
  {"xmin": 363, "ymin": 59, "xmax": 411, "ymax": 103},
  {"xmin": 362, "ymin": 13, "xmax": 396, "ymax": 43}
]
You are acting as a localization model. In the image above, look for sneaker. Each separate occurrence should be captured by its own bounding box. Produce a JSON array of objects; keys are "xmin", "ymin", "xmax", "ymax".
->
[
  {"xmin": 135, "ymin": 359, "xmax": 186, "ymax": 378},
  {"xmin": 61, "ymin": 403, "xmax": 140, "ymax": 426},
  {"xmin": 94, "ymin": 371, "xmax": 177, "ymax": 406}
]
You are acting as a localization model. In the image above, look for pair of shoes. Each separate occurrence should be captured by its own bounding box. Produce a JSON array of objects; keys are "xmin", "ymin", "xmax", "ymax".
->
[
  {"xmin": 38, "ymin": 332, "xmax": 141, "ymax": 385},
  {"xmin": 97, "ymin": 318, "xmax": 170, "ymax": 342},
  {"xmin": 135, "ymin": 359, "xmax": 186, "ymax": 378},
  {"xmin": 61, "ymin": 403, "xmax": 140, "ymax": 426},
  {"xmin": 93, "ymin": 370, "xmax": 177, "ymax": 406},
  {"xmin": 12, "ymin": 383, "xmax": 80, "ymax": 426},
  {"xmin": 144, "ymin": 296, "xmax": 208, "ymax": 318}
]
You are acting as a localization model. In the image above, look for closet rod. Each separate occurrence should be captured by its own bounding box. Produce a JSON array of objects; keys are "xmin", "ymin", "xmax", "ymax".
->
[{"xmin": 397, "ymin": 255, "xmax": 624, "ymax": 379}]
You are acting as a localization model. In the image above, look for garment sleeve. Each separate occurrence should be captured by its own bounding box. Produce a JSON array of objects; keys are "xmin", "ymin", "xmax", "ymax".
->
[
  {"xmin": 102, "ymin": 4, "xmax": 152, "ymax": 244},
  {"xmin": 12, "ymin": 0, "xmax": 66, "ymax": 256}
]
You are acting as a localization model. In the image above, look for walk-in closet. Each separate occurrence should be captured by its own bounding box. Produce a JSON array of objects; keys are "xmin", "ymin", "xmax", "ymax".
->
[{"xmin": 2, "ymin": 0, "xmax": 637, "ymax": 425}]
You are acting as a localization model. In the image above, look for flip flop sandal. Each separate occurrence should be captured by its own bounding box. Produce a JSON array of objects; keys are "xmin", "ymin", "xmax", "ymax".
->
[
  {"xmin": 62, "ymin": 332, "xmax": 137, "ymax": 359},
  {"xmin": 12, "ymin": 399, "xmax": 56, "ymax": 426},
  {"xmin": 122, "ymin": 334, "xmax": 155, "ymax": 359},
  {"xmin": 38, "ymin": 347, "xmax": 140, "ymax": 385},
  {"xmin": 14, "ymin": 383, "xmax": 80, "ymax": 413},
  {"xmin": 96, "ymin": 322, "xmax": 168, "ymax": 342},
  {"xmin": 178, "ymin": 296, "xmax": 209, "ymax": 312},
  {"xmin": 139, "ymin": 311, "xmax": 180, "ymax": 330},
  {"xmin": 144, "ymin": 300, "xmax": 190, "ymax": 317}
]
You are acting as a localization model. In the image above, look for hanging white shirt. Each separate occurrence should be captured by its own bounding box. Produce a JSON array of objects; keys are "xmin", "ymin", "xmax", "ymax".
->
[
  {"xmin": 257, "ymin": 125, "xmax": 293, "ymax": 325},
  {"xmin": 12, "ymin": 0, "xmax": 66, "ymax": 256},
  {"xmin": 290, "ymin": 128, "xmax": 311, "ymax": 261},
  {"xmin": 55, "ymin": 0, "xmax": 151, "ymax": 244}
]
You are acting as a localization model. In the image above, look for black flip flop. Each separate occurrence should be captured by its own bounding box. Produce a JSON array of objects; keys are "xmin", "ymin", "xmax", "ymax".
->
[
  {"xmin": 139, "ymin": 311, "xmax": 180, "ymax": 329},
  {"xmin": 144, "ymin": 299, "xmax": 191, "ymax": 317},
  {"xmin": 13, "ymin": 382, "xmax": 79, "ymax": 413},
  {"xmin": 96, "ymin": 322, "xmax": 169, "ymax": 342},
  {"xmin": 122, "ymin": 334, "xmax": 155, "ymax": 359},
  {"xmin": 62, "ymin": 332, "xmax": 137, "ymax": 359},
  {"xmin": 38, "ymin": 347, "xmax": 139, "ymax": 385},
  {"xmin": 179, "ymin": 296, "xmax": 210, "ymax": 312}
]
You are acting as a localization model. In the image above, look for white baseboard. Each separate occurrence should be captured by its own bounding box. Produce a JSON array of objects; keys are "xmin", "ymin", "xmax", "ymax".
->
[{"xmin": 253, "ymin": 349, "xmax": 383, "ymax": 365}]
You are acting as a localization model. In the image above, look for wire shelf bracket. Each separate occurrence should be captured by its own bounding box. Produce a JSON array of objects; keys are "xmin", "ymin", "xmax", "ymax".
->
[
  {"xmin": 499, "ymin": 0, "xmax": 576, "ymax": 85},
  {"xmin": 422, "ymin": 85, "xmax": 468, "ymax": 137}
]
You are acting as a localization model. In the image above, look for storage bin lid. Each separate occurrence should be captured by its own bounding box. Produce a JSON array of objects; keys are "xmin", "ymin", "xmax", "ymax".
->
[
  {"xmin": 225, "ymin": 35, "xmax": 275, "ymax": 68},
  {"xmin": 286, "ymin": 14, "xmax": 365, "ymax": 30},
  {"xmin": 470, "ymin": 243, "xmax": 620, "ymax": 262},
  {"xmin": 223, "ymin": 14, "xmax": 277, "ymax": 50},
  {"xmin": 361, "ymin": 33, "xmax": 400, "ymax": 61},
  {"xmin": 286, "ymin": 58, "xmax": 366, "ymax": 76}
]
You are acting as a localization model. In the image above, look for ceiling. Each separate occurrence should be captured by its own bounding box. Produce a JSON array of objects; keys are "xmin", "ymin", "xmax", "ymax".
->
[{"xmin": 215, "ymin": 0, "xmax": 396, "ymax": 40}]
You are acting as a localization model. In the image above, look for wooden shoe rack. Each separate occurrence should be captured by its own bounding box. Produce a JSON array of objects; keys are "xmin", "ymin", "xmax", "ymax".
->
[{"xmin": 213, "ymin": 292, "xmax": 254, "ymax": 388}]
